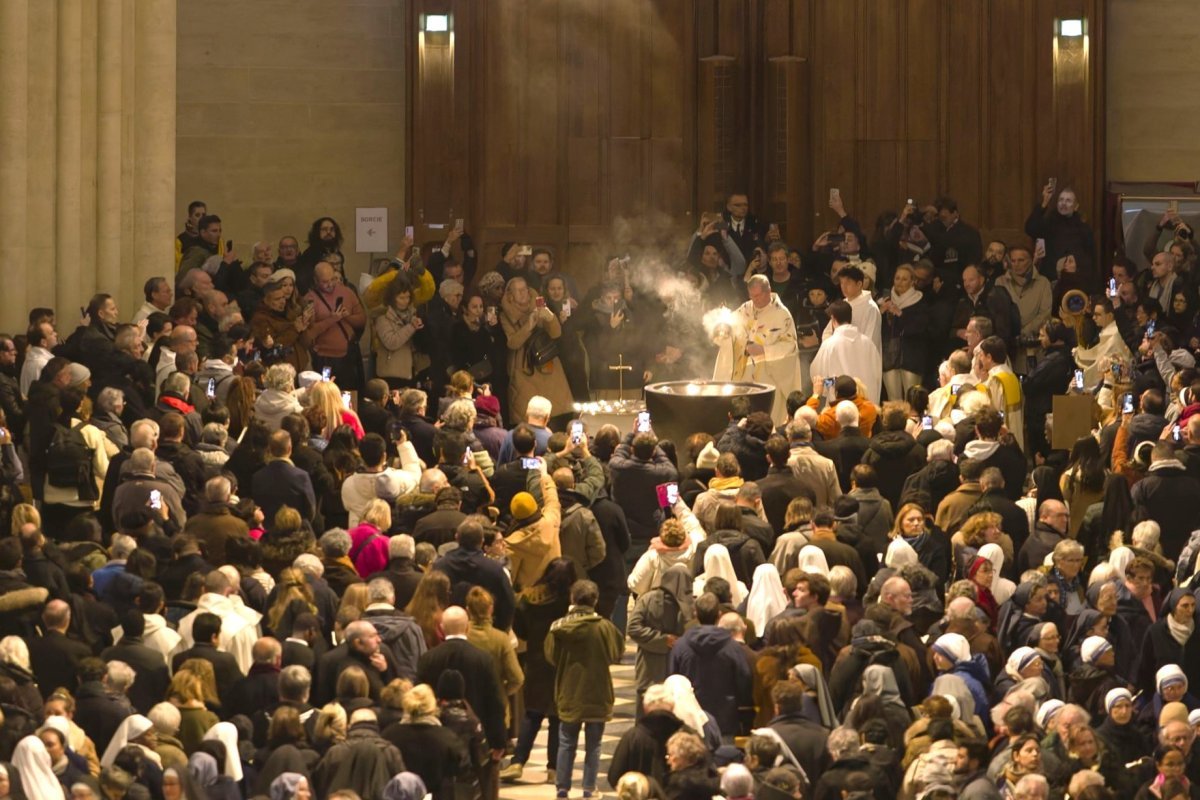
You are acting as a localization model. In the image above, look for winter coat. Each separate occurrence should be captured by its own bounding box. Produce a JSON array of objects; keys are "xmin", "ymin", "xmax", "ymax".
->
[
  {"xmin": 848, "ymin": 487, "xmax": 893, "ymax": 554},
  {"xmin": 558, "ymin": 495, "xmax": 607, "ymax": 575},
  {"xmin": 505, "ymin": 472, "xmax": 563, "ymax": 591},
  {"xmin": 607, "ymin": 709, "xmax": 685, "ymax": 789},
  {"xmin": 1132, "ymin": 460, "xmax": 1200, "ymax": 556},
  {"xmin": 252, "ymin": 388, "xmax": 303, "ymax": 431},
  {"xmin": 628, "ymin": 537, "xmax": 697, "ymax": 596},
  {"xmin": 628, "ymin": 569, "xmax": 691, "ymax": 692},
  {"xmin": 692, "ymin": 529, "xmax": 766, "ymax": 587},
  {"xmin": 182, "ymin": 503, "xmax": 250, "ymax": 566},
  {"xmin": 901, "ymin": 459, "xmax": 960, "ymax": 512},
  {"xmin": 361, "ymin": 607, "xmax": 428, "ymax": 682},
  {"xmin": 513, "ymin": 585, "xmax": 570, "ymax": 713},
  {"xmin": 313, "ymin": 720, "xmax": 406, "ymax": 800},
  {"xmin": 501, "ymin": 296, "xmax": 573, "ymax": 428},
  {"xmin": 716, "ymin": 423, "xmax": 770, "ymax": 481},
  {"xmin": 545, "ymin": 605, "xmax": 624, "ymax": 722},
  {"xmin": 881, "ymin": 295, "xmax": 931, "ymax": 376},
  {"xmin": 667, "ymin": 625, "xmax": 753, "ymax": 735},
  {"xmin": 609, "ymin": 436, "xmax": 679, "ymax": 542},
  {"xmin": 861, "ymin": 431, "xmax": 926, "ymax": 509}
]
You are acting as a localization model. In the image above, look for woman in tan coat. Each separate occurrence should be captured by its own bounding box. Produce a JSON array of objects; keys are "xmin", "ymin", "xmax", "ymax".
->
[{"xmin": 500, "ymin": 277, "xmax": 572, "ymax": 426}]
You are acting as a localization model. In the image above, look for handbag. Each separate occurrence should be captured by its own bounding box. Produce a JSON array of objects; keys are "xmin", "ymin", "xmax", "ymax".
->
[{"xmin": 525, "ymin": 328, "xmax": 560, "ymax": 371}]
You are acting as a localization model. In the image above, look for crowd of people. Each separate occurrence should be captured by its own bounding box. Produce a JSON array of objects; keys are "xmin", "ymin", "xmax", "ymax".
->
[{"xmin": 0, "ymin": 180, "xmax": 1195, "ymax": 800}]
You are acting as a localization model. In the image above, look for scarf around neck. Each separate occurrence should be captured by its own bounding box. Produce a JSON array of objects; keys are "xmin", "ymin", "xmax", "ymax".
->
[
  {"xmin": 890, "ymin": 286, "xmax": 923, "ymax": 310},
  {"xmin": 1168, "ymin": 613, "xmax": 1194, "ymax": 646}
]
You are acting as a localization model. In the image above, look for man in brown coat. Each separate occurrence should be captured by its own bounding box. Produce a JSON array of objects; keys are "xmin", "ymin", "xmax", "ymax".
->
[
  {"xmin": 934, "ymin": 457, "xmax": 985, "ymax": 534},
  {"xmin": 182, "ymin": 476, "xmax": 250, "ymax": 565},
  {"xmin": 937, "ymin": 596, "xmax": 1003, "ymax": 679},
  {"xmin": 505, "ymin": 461, "xmax": 562, "ymax": 591}
]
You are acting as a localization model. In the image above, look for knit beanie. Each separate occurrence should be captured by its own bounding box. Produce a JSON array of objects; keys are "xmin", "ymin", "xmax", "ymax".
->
[{"xmin": 510, "ymin": 492, "xmax": 538, "ymax": 521}]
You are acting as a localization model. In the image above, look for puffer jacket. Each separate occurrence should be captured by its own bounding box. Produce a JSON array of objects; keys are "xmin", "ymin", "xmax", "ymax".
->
[{"xmin": 253, "ymin": 388, "xmax": 303, "ymax": 431}]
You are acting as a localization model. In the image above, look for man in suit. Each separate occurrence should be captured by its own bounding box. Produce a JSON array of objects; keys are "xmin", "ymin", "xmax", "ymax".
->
[
  {"xmin": 171, "ymin": 611, "xmax": 244, "ymax": 704},
  {"xmin": 251, "ymin": 430, "xmax": 316, "ymax": 523},
  {"xmin": 281, "ymin": 612, "xmax": 320, "ymax": 675},
  {"xmin": 722, "ymin": 192, "xmax": 766, "ymax": 262},
  {"xmin": 28, "ymin": 600, "xmax": 92, "ymax": 701},
  {"xmin": 417, "ymin": 607, "xmax": 507, "ymax": 778},
  {"xmin": 432, "ymin": 519, "xmax": 516, "ymax": 631},
  {"xmin": 100, "ymin": 609, "xmax": 170, "ymax": 714},
  {"xmin": 368, "ymin": 534, "xmax": 424, "ymax": 612}
]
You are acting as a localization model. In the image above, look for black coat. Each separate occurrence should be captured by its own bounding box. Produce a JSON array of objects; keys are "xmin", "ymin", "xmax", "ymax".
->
[
  {"xmin": 861, "ymin": 431, "xmax": 926, "ymax": 509},
  {"xmin": 607, "ymin": 710, "xmax": 685, "ymax": 790},
  {"xmin": 1132, "ymin": 463, "xmax": 1200, "ymax": 555},
  {"xmin": 587, "ymin": 494, "xmax": 631, "ymax": 618},
  {"xmin": 28, "ymin": 629, "xmax": 91, "ymax": 700},
  {"xmin": 314, "ymin": 643, "xmax": 399, "ymax": 706},
  {"xmin": 172, "ymin": 642, "xmax": 244, "ymax": 706},
  {"xmin": 1025, "ymin": 204, "xmax": 1096, "ymax": 284},
  {"xmin": 74, "ymin": 680, "xmax": 134, "ymax": 754},
  {"xmin": 251, "ymin": 459, "xmax": 316, "ymax": 523},
  {"xmin": 692, "ymin": 530, "xmax": 766, "ymax": 587},
  {"xmin": 417, "ymin": 639, "xmax": 507, "ymax": 748},
  {"xmin": 381, "ymin": 721, "xmax": 468, "ymax": 800},
  {"xmin": 716, "ymin": 423, "xmax": 769, "ymax": 482},
  {"xmin": 100, "ymin": 638, "xmax": 170, "ymax": 714},
  {"xmin": 369, "ymin": 557, "xmax": 424, "ymax": 611},
  {"xmin": 881, "ymin": 296, "xmax": 931, "ymax": 376},
  {"xmin": 226, "ymin": 663, "xmax": 281, "ymax": 720},
  {"xmin": 758, "ymin": 468, "xmax": 817, "ymax": 534},
  {"xmin": 432, "ymin": 546, "xmax": 515, "ymax": 631},
  {"xmin": 900, "ymin": 459, "xmax": 959, "ymax": 511},
  {"xmin": 826, "ymin": 427, "xmax": 871, "ymax": 494}
]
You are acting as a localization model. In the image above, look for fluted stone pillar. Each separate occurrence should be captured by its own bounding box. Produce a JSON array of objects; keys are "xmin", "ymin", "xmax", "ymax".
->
[
  {"xmin": 0, "ymin": 0, "xmax": 30, "ymax": 329},
  {"xmin": 0, "ymin": 0, "xmax": 175, "ymax": 332}
]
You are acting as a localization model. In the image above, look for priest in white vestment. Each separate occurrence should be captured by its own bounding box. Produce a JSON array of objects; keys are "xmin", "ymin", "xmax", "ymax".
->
[
  {"xmin": 811, "ymin": 299, "xmax": 882, "ymax": 403},
  {"xmin": 712, "ymin": 275, "xmax": 802, "ymax": 424},
  {"xmin": 1074, "ymin": 299, "xmax": 1132, "ymax": 391},
  {"xmin": 822, "ymin": 264, "xmax": 881, "ymax": 353}
]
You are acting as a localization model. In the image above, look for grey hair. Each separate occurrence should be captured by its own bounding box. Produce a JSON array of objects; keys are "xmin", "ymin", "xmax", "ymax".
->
[
  {"xmin": 719, "ymin": 764, "xmax": 754, "ymax": 798},
  {"xmin": 834, "ymin": 400, "xmax": 859, "ymax": 428},
  {"xmin": 106, "ymin": 660, "xmax": 137, "ymax": 692},
  {"xmin": 746, "ymin": 274, "xmax": 770, "ymax": 293},
  {"xmin": 129, "ymin": 447, "xmax": 156, "ymax": 474},
  {"xmin": 367, "ymin": 577, "xmax": 395, "ymax": 605},
  {"xmin": 264, "ymin": 363, "xmax": 297, "ymax": 392},
  {"xmin": 388, "ymin": 534, "xmax": 415, "ymax": 560},
  {"xmin": 927, "ymin": 438, "xmax": 955, "ymax": 462},
  {"xmin": 204, "ymin": 475, "xmax": 232, "ymax": 504},
  {"xmin": 438, "ymin": 279, "xmax": 464, "ymax": 301},
  {"xmin": 201, "ymin": 422, "xmax": 228, "ymax": 447},
  {"xmin": 129, "ymin": 419, "xmax": 160, "ymax": 449},
  {"xmin": 0, "ymin": 637, "xmax": 30, "ymax": 670},
  {"xmin": 148, "ymin": 702, "xmax": 181, "ymax": 734},
  {"xmin": 110, "ymin": 533, "xmax": 138, "ymax": 560},
  {"xmin": 826, "ymin": 726, "xmax": 861, "ymax": 760},
  {"xmin": 163, "ymin": 371, "xmax": 191, "ymax": 396},
  {"xmin": 443, "ymin": 399, "xmax": 477, "ymax": 430},
  {"xmin": 1013, "ymin": 774, "xmax": 1049, "ymax": 800},
  {"xmin": 96, "ymin": 387, "xmax": 125, "ymax": 415},
  {"xmin": 787, "ymin": 418, "xmax": 812, "ymax": 442},
  {"xmin": 1132, "ymin": 520, "xmax": 1161, "ymax": 550},
  {"xmin": 279, "ymin": 665, "xmax": 312, "ymax": 702},
  {"xmin": 319, "ymin": 528, "xmax": 352, "ymax": 558}
]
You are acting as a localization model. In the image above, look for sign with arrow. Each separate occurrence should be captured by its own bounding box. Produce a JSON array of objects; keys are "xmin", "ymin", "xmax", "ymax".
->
[{"xmin": 355, "ymin": 207, "xmax": 388, "ymax": 253}]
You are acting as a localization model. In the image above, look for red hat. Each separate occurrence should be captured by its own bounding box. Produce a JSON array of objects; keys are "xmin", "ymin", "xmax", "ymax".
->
[{"xmin": 474, "ymin": 394, "xmax": 501, "ymax": 418}]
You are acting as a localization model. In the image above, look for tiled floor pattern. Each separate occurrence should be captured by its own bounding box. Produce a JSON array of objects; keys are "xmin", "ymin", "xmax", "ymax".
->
[{"xmin": 500, "ymin": 642, "xmax": 639, "ymax": 800}]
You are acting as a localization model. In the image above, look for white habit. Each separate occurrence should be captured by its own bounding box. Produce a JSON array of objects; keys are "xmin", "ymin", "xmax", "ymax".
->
[
  {"xmin": 1074, "ymin": 321, "xmax": 1131, "ymax": 391},
  {"xmin": 811, "ymin": 323, "xmax": 882, "ymax": 404},
  {"xmin": 822, "ymin": 292, "xmax": 882, "ymax": 353},
  {"xmin": 713, "ymin": 293, "xmax": 803, "ymax": 424}
]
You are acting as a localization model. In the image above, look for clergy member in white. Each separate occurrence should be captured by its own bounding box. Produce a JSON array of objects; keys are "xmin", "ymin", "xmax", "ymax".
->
[
  {"xmin": 712, "ymin": 274, "xmax": 802, "ymax": 424},
  {"xmin": 811, "ymin": 299, "xmax": 882, "ymax": 403},
  {"xmin": 1074, "ymin": 298, "xmax": 1131, "ymax": 390},
  {"xmin": 822, "ymin": 264, "xmax": 881, "ymax": 353}
]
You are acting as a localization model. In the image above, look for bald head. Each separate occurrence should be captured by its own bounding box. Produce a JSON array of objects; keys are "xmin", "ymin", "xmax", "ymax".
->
[
  {"xmin": 345, "ymin": 621, "xmax": 381, "ymax": 656},
  {"xmin": 43, "ymin": 599, "xmax": 71, "ymax": 631},
  {"xmin": 442, "ymin": 606, "xmax": 469, "ymax": 636},
  {"xmin": 252, "ymin": 637, "xmax": 282, "ymax": 666},
  {"xmin": 170, "ymin": 325, "xmax": 197, "ymax": 353},
  {"xmin": 880, "ymin": 577, "xmax": 913, "ymax": 616},
  {"xmin": 315, "ymin": 262, "xmax": 335, "ymax": 282},
  {"xmin": 1039, "ymin": 499, "xmax": 1068, "ymax": 535}
]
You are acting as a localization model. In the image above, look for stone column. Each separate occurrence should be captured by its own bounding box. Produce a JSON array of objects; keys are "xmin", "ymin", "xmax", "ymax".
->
[
  {"xmin": 133, "ymin": 0, "xmax": 177, "ymax": 303},
  {"xmin": 56, "ymin": 0, "xmax": 83, "ymax": 315},
  {"xmin": 96, "ymin": 0, "xmax": 125, "ymax": 295},
  {"xmin": 0, "ymin": 0, "xmax": 30, "ymax": 329}
]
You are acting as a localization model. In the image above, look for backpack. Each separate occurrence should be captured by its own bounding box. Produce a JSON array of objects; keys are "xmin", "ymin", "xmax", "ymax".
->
[{"xmin": 45, "ymin": 422, "xmax": 97, "ymax": 501}]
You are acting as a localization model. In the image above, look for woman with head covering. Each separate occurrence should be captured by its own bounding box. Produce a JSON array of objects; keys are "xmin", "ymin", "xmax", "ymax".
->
[
  {"xmin": 188, "ymin": 751, "xmax": 238, "ymax": 800},
  {"xmin": 965, "ymin": 556, "xmax": 999, "ymax": 629},
  {"xmin": 996, "ymin": 579, "xmax": 1050, "ymax": 653},
  {"xmin": 662, "ymin": 675, "xmax": 721, "ymax": 752},
  {"xmin": 37, "ymin": 721, "xmax": 88, "ymax": 792},
  {"xmin": 1109, "ymin": 546, "xmax": 1136, "ymax": 577},
  {"xmin": 790, "ymin": 663, "xmax": 839, "ymax": 730},
  {"xmin": 1136, "ymin": 589, "xmax": 1200, "ymax": 695},
  {"xmin": 862, "ymin": 538, "xmax": 918, "ymax": 605},
  {"xmin": 1087, "ymin": 579, "xmax": 1138, "ymax": 676},
  {"xmin": 929, "ymin": 673, "xmax": 986, "ymax": 740},
  {"xmin": 11, "ymin": 735, "xmax": 66, "ymax": 800},
  {"xmin": 381, "ymin": 771, "xmax": 427, "ymax": 800},
  {"xmin": 796, "ymin": 545, "xmax": 830, "ymax": 578},
  {"xmin": 849, "ymin": 665, "xmax": 911, "ymax": 748},
  {"xmin": 930, "ymin": 633, "xmax": 992, "ymax": 736},
  {"xmin": 629, "ymin": 563, "xmax": 694, "ymax": 704},
  {"xmin": 1066, "ymin": 636, "xmax": 1126, "ymax": 719},
  {"xmin": 978, "ymin": 543, "xmax": 1015, "ymax": 606},
  {"xmin": 996, "ymin": 647, "xmax": 1045, "ymax": 702},
  {"xmin": 161, "ymin": 765, "xmax": 205, "ymax": 800},
  {"xmin": 101, "ymin": 716, "xmax": 162, "ymax": 770},
  {"xmin": 692, "ymin": 544, "xmax": 747, "ymax": 605},
  {"xmin": 1137, "ymin": 665, "xmax": 1200, "ymax": 736},
  {"xmin": 1026, "ymin": 622, "xmax": 1065, "ymax": 700},
  {"xmin": 200, "ymin": 723, "xmax": 243, "ymax": 785},
  {"xmin": 268, "ymin": 772, "xmax": 313, "ymax": 800},
  {"xmin": 745, "ymin": 563, "xmax": 787, "ymax": 633},
  {"xmin": 1061, "ymin": 608, "xmax": 1107, "ymax": 672},
  {"xmin": 1097, "ymin": 688, "xmax": 1152, "ymax": 763}
]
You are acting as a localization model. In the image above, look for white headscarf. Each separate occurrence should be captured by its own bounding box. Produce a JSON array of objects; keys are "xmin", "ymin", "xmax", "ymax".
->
[
  {"xmin": 797, "ymin": 545, "xmax": 830, "ymax": 577},
  {"xmin": 101, "ymin": 714, "xmax": 161, "ymax": 769},
  {"xmin": 664, "ymin": 674, "xmax": 709, "ymax": 737},
  {"xmin": 885, "ymin": 538, "xmax": 918, "ymax": 569},
  {"xmin": 745, "ymin": 563, "xmax": 787, "ymax": 631},
  {"xmin": 693, "ymin": 544, "xmax": 747, "ymax": 605},
  {"xmin": 977, "ymin": 543, "xmax": 1015, "ymax": 605},
  {"xmin": 1108, "ymin": 546, "xmax": 1135, "ymax": 577},
  {"xmin": 12, "ymin": 735, "xmax": 66, "ymax": 800},
  {"xmin": 203, "ymin": 721, "xmax": 244, "ymax": 783}
]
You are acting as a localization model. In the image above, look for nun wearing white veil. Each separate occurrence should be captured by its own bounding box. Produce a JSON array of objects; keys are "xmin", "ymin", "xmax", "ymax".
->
[
  {"xmin": 11, "ymin": 735, "xmax": 66, "ymax": 800},
  {"xmin": 202, "ymin": 722, "xmax": 243, "ymax": 783},
  {"xmin": 101, "ymin": 715, "xmax": 163, "ymax": 770},
  {"xmin": 745, "ymin": 563, "xmax": 788, "ymax": 632}
]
